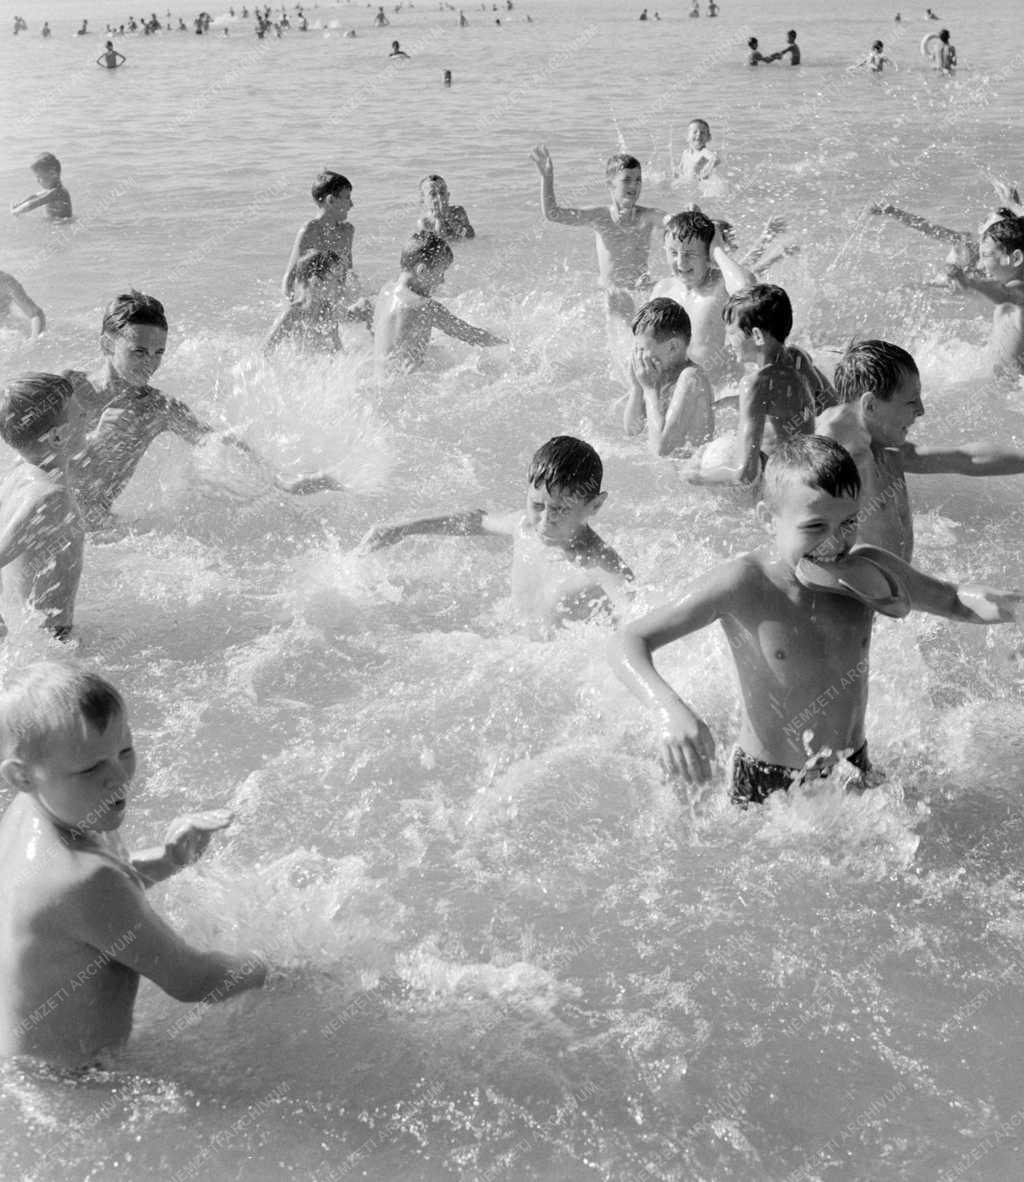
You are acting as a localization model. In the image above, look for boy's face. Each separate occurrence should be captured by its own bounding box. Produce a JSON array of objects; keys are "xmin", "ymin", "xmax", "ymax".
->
[
  {"xmin": 415, "ymin": 260, "xmax": 448, "ymax": 293},
  {"xmin": 103, "ymin": 323, "xmax": 167, "ymax": 386},
  {"xmin": 765, "ymin": 479, "xmax": 860, "ymax": 571},
  {"xmin": 687, "ymin": 123, "xmax": 710, "ymax": 150},
  {"xmin": 325, "ymin": 188, "xmax": 353, "ymax": 222},
  {"xmin": 421, "ymin": 179, "xmax": 449, "ymax": 214},
  {"xmin": 32, "ymin": 166, "xmax": 59, "ymax": 188},
  {"xmin": 862, "ymin": 368, "xmax": 924, "ymax": 447},
  {"xmin": 525, "ymin": 481, "xmax": 603, "ymax": 548},
  {"xmin": 607, "ymin": 167, "xmax": 642, "ymax": 210},
  {"xmin": 664, "ymin": 235, "xmax": 711, "ymax": 286},
  {"xmin": 724, "ymin": 318, "xmax": 759, "ymax": 363},
  {"xmin": 979, "ymin": 233, "xmax": 1023, "ymax": 282},
  {"xmin": 633, "ymin": 326, "xmax": 687, "ymax": 372},
  {"xmin": 19, "ymin": 713, "xmax": 136, "ymax": 834}
]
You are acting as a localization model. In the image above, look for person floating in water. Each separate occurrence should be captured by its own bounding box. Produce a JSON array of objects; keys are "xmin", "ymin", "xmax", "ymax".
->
[
  {"xmin": 707, "ymin": 0, "xmax": 718, "ymax": 15},
  {"xmin": 0, "ymin": 272, "xmax": 45, "ymax": 337},
  {"xmin": 639, "ymin": 8, "xmax": 648, "ymax": 20},
  {"xmin": 947, "ymin": 213, "xmax": 1024, "ymax": 378},
  {"xmin": 690, "ymin": 2, "xmax": 700, "ymax": 17},
  {"xmin": 389, "ymin": 39, "xmax": 409, "ymax": 57},
  {"xmin": 0, "ymin": 663, "xmax": 267, "ymax": 1069},
  {"xmin": 530, "ymin": 145, "xmax": 666, "ymax": 329},
  {"xmin": 77, "ymin": 19, "xmax": 88, "ymax": 34},
  {"xmin": 97, "ymin": 40, "xmax": 126, "ymax": 68},
  {"xmin": 373, "ymin": 232, "xmax": 504, "ymax": 373},
  {"xmin": 416, "ymin": 174, "xmax": 475, "ymax": 240},
  {"xmin": 41, "ymin": 21, "xmax": 51, "ymax": 37},
  {"xmin": 10, "ymin": 152, "xmax": 72, "ymax": 221},
  {"xmin": 926, "ymin": 7, "xmax": 940, "ymax": 19},
  {"xmin": 362, "ymin": 435, "xmax": 634, "ymax": 630},
  {"xmin": 610, "ymin": 434, "xmax": 1019, "ymax": 805}
]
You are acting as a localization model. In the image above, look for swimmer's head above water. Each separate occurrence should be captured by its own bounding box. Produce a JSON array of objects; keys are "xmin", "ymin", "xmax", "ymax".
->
[
  {"xmin": 0, "ymin": 371, "xmax": 75, "ymax": 458},
  {"xmin": 979, "ymin": 214, "xmax": 1024, "ymax": 282},
  {"xmin": 631, "ymin": 297, "xmax": 692, "ymax": 374},
  {"xmin": 605, "ymin": 153, "xmax": 643, "ymax": 210},
  {"xmin": 400, "ymin": 231, "xmax": 454, "ymax": 292},
  {"xmin": 834, "ymin": 339, "xmax": 923, "ymax": 449},
  {"xmin": 526, "ymin": 436, "xmax": 607, "ymax": 549},
  {"xmin": 722, "ymin": 283, "xmax": 793, "ymax": 361},
  {"xmin": 663, "ymin": 209, "xmax": 716, "ymax": 285}
]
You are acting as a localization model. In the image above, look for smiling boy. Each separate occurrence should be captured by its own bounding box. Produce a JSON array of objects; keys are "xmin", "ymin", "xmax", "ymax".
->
[
  {"xmin": 362, "ymin": 435, "xmax": 633, "ymax": 629},
  {"xmin": 0, "ymin": 663, "xmax": 266, "ymax": 1067},
  {"xmin": 530, "ymin": 145, "xmax": 667, "ymax": 326},
  {"xmin": 816, "ymin": 339, "xmax": 1024, "ymax": 561},
  {"xmin": 610, "ymin": 435, "xmax": 1018, "ymax": 803},
  {"xmin": 947, "ymin": 214, "xmax": 1024, "ymax": 377}
]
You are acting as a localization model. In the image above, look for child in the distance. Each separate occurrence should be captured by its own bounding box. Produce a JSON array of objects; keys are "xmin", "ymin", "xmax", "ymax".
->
[
  {"xmin": 10, "ymin": 153, "xmax": 72, "ymax": 221},
  {"xmin": 416, "ymin": 175, "xmax": 475, "ymax": 241},
  {"xmin": 0, "ymin": 663, "xmax": 266, "ymax": 1068}
]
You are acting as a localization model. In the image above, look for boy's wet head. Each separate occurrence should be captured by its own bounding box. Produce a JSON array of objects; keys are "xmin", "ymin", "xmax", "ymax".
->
[
  {"xmin": 664, "ymin": 210, "xmax": 715, "ymax": 248},
  {"xmin": 687, "ymin": 120, "xmax": 711, "ymax": 148},
  {"xmin": 0, "ymin": 373, "xmax": 73, "ymax": 452},
  {"xmin": 100, "ymin": 291, "xmax": 169, "ymax": 384},
  {"xmin": 311, "ymin": 170, "xmax": 352, "ymax": 205},
  {"xmin": 526, "ymin": 436, "xmax": 605, "ymax": 547},
  {"xmin": 722, "ymin": 284, "xmax": 794, "ymax": 346},
  {"xmin": 835, "ymin": 340, "xmax": 924, "ymax": 447},
  {"xmin": 632, "ymin": 298, "xmax": 691, "ymax": 369},
  {"xmin": 764, "ymin": 436, "xmax": 860, "ymax": 513},
  {"xmin": 0, "ymin": 663, "xmax": 124, "ymax": 763},
  {"xmin": 31, "ymin": 152, "xmax": 61, "ymax": 182},
  {"xmin": 980, "ymin": 215, "xmax": 1024, "ymax": 280},
  {"xmin": 420, "ymin": 174, "xmax": 450, "ymax": 208},
  {"xmin": 605, "ymin": 155, "xmax": 642, "ymax": 208},
  {"xmin": 294, "ymin": 249, "xmax": 343, "ymax": 287},
  {"xmin": 400, "ymin": 232, "xmax": 454, "ymax": 287},
  {"xmin": 663, "ymin": 211, "xmax": 715, "ymax": 284}
]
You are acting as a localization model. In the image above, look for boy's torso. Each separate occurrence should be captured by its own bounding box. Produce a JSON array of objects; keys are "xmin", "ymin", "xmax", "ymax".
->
[{"xmin": 592, "ymin": 206, "xmax": 658, "ymax": 287}]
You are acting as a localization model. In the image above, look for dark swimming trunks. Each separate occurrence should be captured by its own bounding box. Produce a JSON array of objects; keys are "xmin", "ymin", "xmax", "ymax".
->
[{"xmin": 731, "ymin": 742, "xmax": 870, "ymax": 806}]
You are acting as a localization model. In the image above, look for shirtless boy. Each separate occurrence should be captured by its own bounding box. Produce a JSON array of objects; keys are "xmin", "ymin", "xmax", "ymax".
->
[
  {"xmin": 373, "ymin": 233, "xmax": 505, "ymax": 374},
  {"xmin": 282, "ymin": 171, "xmax": 358, "ymax": 302},
  {"xmin": 361, "ymin": 435, "xmax": 633, "ymax": 629},
  {"xmin": 0, "ymin": 271, "xmax": 45, "ymax": 337},
  {"xmin": 10, "ymin": 153, "xmax": 72, "ymax": 221},
  {"xmin": 817, "ymin": 340, "xmax": 1024, "ymax": 561},
  {"xmin": 0, "ymin": 663, "xmax": 265, "ymax": 1068},
  {"xmin": 650, "ymin": 210, "xmax": 756, "ymax": 383},
  {"xmin": 530, "ymin": 145, "xmax": 666, "ymax": 325},
  {"xmin": 676, "ymin": 120, "xmax": 720, "ymax": 185},
  {"xmin": 416, "ymin": 174, "xmax": 475, "ymax": 241},
  {"xmin": 65, "ymin": 290, "xmax": 341, "ymax": 526},
  {"xmin": 0, "ymin": 373, "xmax": 83, "ymax": 640},
  {"xmin": 947, "ymin": 214, "xmax": 1024, "ymax": 377},
  {"xmin": 623, "ymin": 298, "xmax": 713, "ymax": 456},
  {"xmin": 264, "ymin": 250, "xmax": 370, "ymax": 354},
  {"xmin": 610, "ymin": 435, "xmax": 1018, "ymax": 803}
]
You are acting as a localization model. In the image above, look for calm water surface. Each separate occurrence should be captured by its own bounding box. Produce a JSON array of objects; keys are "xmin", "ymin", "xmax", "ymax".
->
[{"xmin": 2, "ymin": 1, "xmax": 1024, "ymax": 1179}]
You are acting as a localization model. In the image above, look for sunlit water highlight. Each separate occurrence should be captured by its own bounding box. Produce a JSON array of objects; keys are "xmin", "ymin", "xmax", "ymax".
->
[{"xmin": 2, "ymin": 0, "xmax": 1024, "ymax": 1178}]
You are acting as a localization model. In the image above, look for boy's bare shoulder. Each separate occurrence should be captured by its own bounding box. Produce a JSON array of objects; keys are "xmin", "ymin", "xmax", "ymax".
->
[{"xmin": 583, "ymin": 531, "xmax": 634, "ymax": 581}]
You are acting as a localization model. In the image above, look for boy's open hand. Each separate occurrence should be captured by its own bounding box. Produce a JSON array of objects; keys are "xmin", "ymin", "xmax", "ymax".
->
[
  {"xmin": 659, "ymin": 701, "xmax": 715, "ymax": 783},
  {"xmin": 530, "ymin": 145, "xmax": 553, "ymax": 178},
  {"xmin": 632, "ymin": 350, "xmax": 662, "ymax": 391},
  {"xmin": 164, "ymin": 809, "xmax": 234, "ymax": 869},
  {"xmin": 959, "ymin": 586, "xmax": 1022, "ymax": 623},
  {"xmin": 945, "ymin": 263, "xmax": 968, "ymax": 288}
]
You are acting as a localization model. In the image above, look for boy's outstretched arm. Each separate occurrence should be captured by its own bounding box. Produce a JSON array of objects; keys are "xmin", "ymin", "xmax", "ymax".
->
[
  {"xmin": 10, "ymin": 191, "xmax": 56, "ymax": 216},
  {"xmin": 903, "ymin": 439, "xmax": 1024, "ymax": 476},
  {"xmin": 530, "ymin": 145, "xmax": 598, "ymax": 227},
  {"xmin": 866, "ymin": 204, "xmax": 967, "ymax": 244},
  {"xmin": 70, "ymin": 864, "xmax": 267, "ymax": 1003},
  {"xmin": 946, "ymin": 268, "xmax": 1024, "ymax": 307},
  {"xmin": 863, "ymin": 545, "xmax": 1020, "ymax": 623},
  {"xmin": 361, "ymin": 508, "xmax": 514, "ymax": 551},
  {"xmin": 130, "ymin": 810, "xmax": 235, "ymax": 888},
  {"xmin": 429, "ymin": 301, "xmax": 506, "ymax": 347},
  {"xmin": 609, "ymin": 565, "xmax": 736, "ymax": 783}
]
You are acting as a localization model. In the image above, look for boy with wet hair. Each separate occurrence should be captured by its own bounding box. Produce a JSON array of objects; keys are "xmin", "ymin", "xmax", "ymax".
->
[
  {"xmin": 282, "ymin": 170, "xmax": 358, "ymax": 301},
  {"xmin": 694, "ymin": 284, "xmax": 832, "ymax": 485},
  {"xmin": 676, "ymin": 119, "xmax": 720, "ymax": 184},
  {"xmin": 373, "ymin": 232, "xmax": 505, "ymax": 373},
  {"xmin": 817, "ymin": 339, "xmax": 1024, "ymax": 561},
  {"xmin": 947, "ymin": 214, "xmax": 1024, "ymax": 377},
  {"xmin": 10, "ymin": 152, "xmax": 72, "ymax": 221},
  {"xmin": 0, "ymin": 373, "xmax": 83, "ymax": 640},
  {"xmin": 650, "ymin": 210, "xmax": 757, "ymax": 382},
  {"xmin": 623, "ymin": 297, "xmax": 713, "ymax": 456},
  {"xmin": 0, "ymin": 662, "xmax": 266, "ymax": 1067},
  {"xmin": 361, "ymin": 435, "xmax": 633, "ymax": 628},
  {"xmin": 264, "ymin": 250, "xmax": 371, "ymax": 354},
  {"xmin": 610, "ymin": 435, "xmax": 1019, "ymax": 804},
  {"xmin": 64, "ymin": 290, "xmax": 341, "ymax": 525},
  {"xmin": 417, "ymin": 174, "xmax": 475, "ymax": 241},
  {"xmin": 529, "ymin": 145, "xmax": 667, "ymax": 326}
]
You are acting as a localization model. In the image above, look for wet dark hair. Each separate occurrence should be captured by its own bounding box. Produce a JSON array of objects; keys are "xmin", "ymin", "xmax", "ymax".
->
[
  {"xmin": 664, "ymin": 209, "xmax": 715, "ymax": 247},
  {"xmin": 748, "ymin": 37, "xmax": 758, "ymax": 49},
  {"xmin": 293, "ymin": 250, "xmax": 342, "ymax": 285},
  {"xmin": 938, "ymin": 29, "xmax": 950, "ymax": 43},
  {"xmin": 31, "ymin": 152, "xmax": 61, "ymax": 176},
  {"xmin": 722, "ymin": 284, "xmax": 793, "ymax": 342},
  {"xmin": 528, "ymin": 436, "xmax": 602, "ymax": 501},
  {"xmin": 0, "ymin": 373, "xmax": 73, "ymax": 450},
  {"xmin": 631, "ymin": 297, "xmax": 691, "ymax": 342},
  {"xmin": 688, "ymin": 118, "xmax": 710, "ymax": 134},
  {"xmin": 400, "ymin": 231, "xmax": 454, "ymax": 272},
  {"xmin": 101, "ymin": 290, "xmax": 168, "ymax": 337},
  {"xmin": 872, "ymin": 40, "xmax": 883, "ymax": 52},
  {"xmin": 605, "ymin": 153, "xmax": 641, "ymax": 178},
  {"xmin": 763, "ymin": 435, "xmax": 861, "ymax": 512},
  {"xmin": 0, "ymin": 662, "xmax": 126, "ymax": 761},
  {"xmin": 311, "ymin": 170, "xmax": 352, "ymax": 204},
  {"xmin": 983, "ymin": 215, "xmax": 1024, "ymax": 257},
  {"xmin": 420, "ymin": 173, "xmax": 448, "ymax": 190},
  {"xmin": 833, "ymin": 340, "xmax": 918, "ymax": 403},
  {"xmin": 787, "ymin": 29, "xmax": 797, "ymax": 39}
]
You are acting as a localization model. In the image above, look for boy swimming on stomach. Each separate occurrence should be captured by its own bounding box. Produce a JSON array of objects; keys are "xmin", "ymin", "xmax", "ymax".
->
[
  {"xmin": 610, "ymin": 435, "xmax": 1018, "ymax": 803},
  {"xmin": 361, "ymin": 436, "xmax": 633, "ymax": 631}
]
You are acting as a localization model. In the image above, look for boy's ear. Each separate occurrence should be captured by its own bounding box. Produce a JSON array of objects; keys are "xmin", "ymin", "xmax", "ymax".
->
[
  {"xmin": 0, "ymin": 758, "xmax": 31, "ymax": 794},
  {"xmin": 750, "ymin": 327, "xmax": 766, "ymax": 348},
  {"xmin": 587, "ymin": 491, "xmax": 609, "ymax": 516},
  {"xmin": 1010, "ymin": 248, "xmax": 1024, "ymax": 269},
  {"xmin": 859, "ymin": 391, "xmax": 877, "ymax": 418},
  {"xmin": 99, "ymin": 331, "xmax": 115, "ymax": 357}
]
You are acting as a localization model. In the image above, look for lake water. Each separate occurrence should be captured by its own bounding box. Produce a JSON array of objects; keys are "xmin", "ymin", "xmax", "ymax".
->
[{"xmin": 2, "ymin": 1, "xmax": 1024, "ymax": 1179}]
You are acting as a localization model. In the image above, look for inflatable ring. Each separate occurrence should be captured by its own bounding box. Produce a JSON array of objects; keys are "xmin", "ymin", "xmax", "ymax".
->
[{"xmin": 920, "ymin": 32, "xmax": 942, "ymax": 57}]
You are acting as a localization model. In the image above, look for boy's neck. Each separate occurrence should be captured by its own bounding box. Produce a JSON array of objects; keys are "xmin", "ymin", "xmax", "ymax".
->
[
  {"xmin": 19, "ymin": 445, "xmax": 66, "ymax": 475},
  {"xmin": 100, "ymin": 361, "xmax": 148, "ymax": 395},
  {"xmin": 400, "ymin": 271, "xmax": 432, "ymax": 297},
  {"xmin": 756, "ymin": 336, "xmax": 787, "ymax": 367}
]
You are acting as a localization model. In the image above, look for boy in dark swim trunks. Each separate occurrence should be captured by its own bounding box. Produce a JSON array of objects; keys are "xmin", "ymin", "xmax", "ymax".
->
[{"xmin": 609, "ymin": 435, "xmax": 1019, "ymax": 805}]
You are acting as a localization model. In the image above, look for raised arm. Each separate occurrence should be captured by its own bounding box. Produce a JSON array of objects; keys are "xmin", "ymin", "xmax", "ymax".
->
[
  {"xmin": 529, "ymin": 145, "xmax": 601, "ymax": 227},
  {"xmin": 71, "ymin": 865, "xmax": 266, "ymax": 1003},
  {"xmin": 866, "ymin": 203, "xmax": 967, "ymax": 244},
  {"xmin": 428, "ymin": 301, "xmax": 506, "ymax": 347},
  {"xmin": 710, "ymin": 224, "xmax": 757, "ymax": 294},
  {"xmin": 608, "ymin": 562, "xmax": 740, "ymax": 781},
  {"xmin": 361, "ymin": 508, "xmax": 513, "ymax": 551}
]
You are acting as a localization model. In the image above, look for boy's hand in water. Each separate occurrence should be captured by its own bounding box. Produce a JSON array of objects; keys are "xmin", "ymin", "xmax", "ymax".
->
[
  {"xmin": 530, "ymin": 145, "xmax": 554, "ymax": 178},
  {"xmin": 164, "ymin": 809, "xmax": 234, "ymax": 869},
  {"xmin": 659, "ymin": 700, "xmax": 715, "ymax": 783},
  {"xmin": 360, "ymin": 523, "xmax": 405, "ymax": 552},
  {"xmin": 958, "ymin": 586, "xmax": 1022, "ymax": 623}
]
